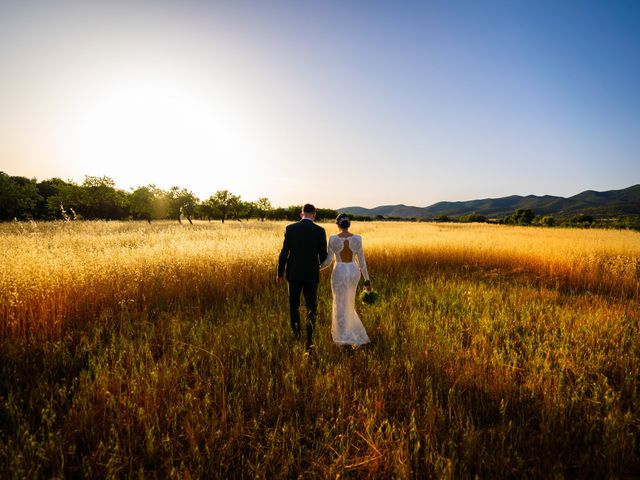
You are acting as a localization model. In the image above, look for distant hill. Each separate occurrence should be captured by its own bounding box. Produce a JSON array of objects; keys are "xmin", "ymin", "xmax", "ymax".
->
[
  {"xmin": 339, "ymin": 184, "xmax": 640, "ymax": 219},
  {"xmin": 339, "ymin": 204, "xmax": 428, "ymax": 218}
]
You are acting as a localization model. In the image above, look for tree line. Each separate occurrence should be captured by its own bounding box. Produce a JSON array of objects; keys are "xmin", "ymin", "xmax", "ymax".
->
[
  {"xmin": 0, "ymin": 172, "xmax": 338, "ymax": 223},
  {"xmin": 434, "ymin": 208, "xmax": 640, "ymax": 230}
]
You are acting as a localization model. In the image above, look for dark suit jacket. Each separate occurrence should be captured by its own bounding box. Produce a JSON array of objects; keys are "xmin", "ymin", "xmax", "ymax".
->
[{"xmin": 278, "ymin": 219, "xmax": 328, "ymax": 283}]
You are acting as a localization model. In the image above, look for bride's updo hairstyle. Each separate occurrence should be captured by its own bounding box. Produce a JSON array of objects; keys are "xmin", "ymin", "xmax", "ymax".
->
[{"xmin": 336, "ymin": 214, "xmax": 351, "ymax": 229}]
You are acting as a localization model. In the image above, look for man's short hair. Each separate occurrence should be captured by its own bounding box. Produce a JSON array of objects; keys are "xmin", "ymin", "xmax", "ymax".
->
[{"xmin": 302, "ymin": 203, "xmax": 316, "ymax": 214}]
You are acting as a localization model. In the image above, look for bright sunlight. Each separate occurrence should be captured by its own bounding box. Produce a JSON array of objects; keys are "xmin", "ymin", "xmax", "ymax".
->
[{"xmin": 60, "ymin": 66, "xmax": 265, "ymax": 197}]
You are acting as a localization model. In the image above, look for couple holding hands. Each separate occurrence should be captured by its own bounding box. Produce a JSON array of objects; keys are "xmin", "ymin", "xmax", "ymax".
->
[{"xmin": 277, "ymin": 204, "xmax": 372, "ymax": 353}]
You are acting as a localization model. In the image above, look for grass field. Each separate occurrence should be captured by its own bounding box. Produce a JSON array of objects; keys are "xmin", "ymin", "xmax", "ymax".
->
[{"xmin": 1, "ymin": 220, "xmax": 639, "ymax": 478}]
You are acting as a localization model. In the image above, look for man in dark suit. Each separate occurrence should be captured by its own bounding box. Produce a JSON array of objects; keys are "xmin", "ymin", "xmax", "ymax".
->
[{"xmin": 277, "ymin": 203, "xmax": 328, "ymax": 352}]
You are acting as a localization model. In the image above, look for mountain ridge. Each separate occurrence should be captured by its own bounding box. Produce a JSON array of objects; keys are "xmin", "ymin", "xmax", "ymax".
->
[{"xmin": 339, "ymin": 185, "xmax": 640, "ymax": 219}]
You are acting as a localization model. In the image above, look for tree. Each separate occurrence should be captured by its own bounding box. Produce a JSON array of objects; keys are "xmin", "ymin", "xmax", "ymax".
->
[
  {"xmin": 242, "ymin": 200, "xmax": 256, "ymax": 221},
  {"xmin": 506, "ymin": 208, "xmax": 534, "ymax": 226},
  {"xmin": 36, "ymin": 178, "xmax": 75, "ymax": 219},
  {"xmin": 460, "ymin": 212, "xmax": 486, "ymax": 223},
  {"xmin": 316, "ymin": 208, "xmax": 339, "ymax": 221},
  {"xmin": 207, "ymin": 190, "xmax": 240, "ymax": 223},
  {"xmin": 129, "ymin": 185, "xmax": 156, "ymax": 222},
  {"xmin": 570, "ymin": 213, "xmax": 594, "ymax": 225},
  {"xmin": 0, "ymin": 173, "xmax": 42, "ymax": 220},
  {"xmin": 44, "ymin": 179, "xmax": 82, "ymax": 220},
  {"xmin": 198, "ymin": 198, "xmax": 217, "ymax": 222},
  {"xmin": 167, "ymin": 187, "xmax": 199, "ymax": 224},
  {"xmin": 230, "ymin": 196, "xmax": 244, "ymax": 221},
  {"xmin": 255, "ymin": 197, "xmax": 272, "ymax": 221},
  {"xmin": 77, "ymin": 176, "xmax": 128, "ymax": 220},
  {"xmin": 286, "ymin": 205, "xmax": 303, "ymax": 221},
  {"xmin": 180, "ymin": 202, "xmax": 197, "ymax": 224},
  {"xmin": 540, "ymin": 216, "xmax": 555, "ymax": 227}
]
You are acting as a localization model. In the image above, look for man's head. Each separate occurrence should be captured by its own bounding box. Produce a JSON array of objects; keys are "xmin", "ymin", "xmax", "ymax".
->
[{"xmin": 300, "ymin": 203, "xmax": 316, "ymax": 221}]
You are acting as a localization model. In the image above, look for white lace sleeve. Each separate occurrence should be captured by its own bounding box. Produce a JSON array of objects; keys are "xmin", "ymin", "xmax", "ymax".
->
[
  {"xmin": 320, "ymin": 235, "xmax": 334, "ymax": 269},
  {"xmin": 354, "ymin": 236, "xmax": 370, "ymax": 281}
]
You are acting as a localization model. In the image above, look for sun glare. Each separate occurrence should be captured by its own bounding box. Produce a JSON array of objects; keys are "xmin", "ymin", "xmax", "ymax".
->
[{"xmin": 61, "ymin": 68, "xmax": 264, "ymax": 197}]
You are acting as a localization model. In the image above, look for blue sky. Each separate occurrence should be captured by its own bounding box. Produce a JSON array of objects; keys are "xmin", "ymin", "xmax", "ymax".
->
[{"xmin": 0, "ymin": 0, "xmax": 638, "ymax": 207}]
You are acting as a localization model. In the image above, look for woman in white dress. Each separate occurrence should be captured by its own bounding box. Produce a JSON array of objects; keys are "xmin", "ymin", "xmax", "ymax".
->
[{"xmin": 320, "ymin": 214, "xmax": 372, "ymax": 346}]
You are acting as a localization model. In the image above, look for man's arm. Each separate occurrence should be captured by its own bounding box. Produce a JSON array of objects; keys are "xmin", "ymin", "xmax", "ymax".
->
[
  {"xmin": 318, "ymin": 227, "xmax": 328, "ymax": 264},
  {"xmin": 277, "ymin": 227, "xmax": 290, "ymax": 280}
]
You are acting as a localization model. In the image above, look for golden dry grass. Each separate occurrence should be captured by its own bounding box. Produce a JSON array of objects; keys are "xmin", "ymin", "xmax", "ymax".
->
[
  {"xmin": 2, "ymin": 221, "xmax": 638, "ymax": 337},
  {"xmin": 1, "ymin": 220, "xmax": 639, "ymax": 478}
]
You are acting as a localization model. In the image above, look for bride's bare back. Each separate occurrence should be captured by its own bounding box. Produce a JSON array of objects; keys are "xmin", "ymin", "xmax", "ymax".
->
[{"xmin": 340, "ymin": 239, "xmax": 353, "ymax": 262}]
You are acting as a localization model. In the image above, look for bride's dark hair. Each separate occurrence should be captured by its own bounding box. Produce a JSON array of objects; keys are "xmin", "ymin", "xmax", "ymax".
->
[{"xmin": 336, "ymin": 214, "xmax": 351, "ymax": 229}]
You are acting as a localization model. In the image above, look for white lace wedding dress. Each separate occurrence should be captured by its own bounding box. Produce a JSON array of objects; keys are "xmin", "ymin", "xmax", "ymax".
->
[{"xmin": 320, "ymin": 234, "xmax": 371, "ymax": 346}]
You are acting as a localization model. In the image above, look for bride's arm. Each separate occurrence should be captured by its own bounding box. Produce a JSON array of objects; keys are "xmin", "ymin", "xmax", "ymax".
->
[
  {"xmin": 354, "ymin": 236, "xmax": 370, "ymax": 282},
  {"xmin": 319, "ymin": 236, "xmax": 334, "ymax": 269}
]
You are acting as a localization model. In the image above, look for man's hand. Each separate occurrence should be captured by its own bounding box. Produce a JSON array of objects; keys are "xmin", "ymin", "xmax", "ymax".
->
[{"xmin": 276, "ymin": 276, "xmax": 284, "ymax": 287}]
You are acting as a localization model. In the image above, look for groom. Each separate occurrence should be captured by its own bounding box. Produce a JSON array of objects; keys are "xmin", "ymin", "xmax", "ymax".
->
[{"xmin": 276, "ymin": 204, "xmax": 328, "ymax": 352}]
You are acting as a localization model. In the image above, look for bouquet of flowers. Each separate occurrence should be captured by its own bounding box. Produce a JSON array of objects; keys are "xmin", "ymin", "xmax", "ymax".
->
[
  {"xmin": 360, "ymin": 281, "xmax": 378, "ymax": 304},
  {"xmin": 360, "ymin": 289, "xmax": 378, "ymax": 304}
]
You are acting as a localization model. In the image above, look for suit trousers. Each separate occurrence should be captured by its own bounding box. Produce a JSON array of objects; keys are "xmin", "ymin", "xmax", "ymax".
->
[{"xmin": 288, "ymin": 280, "xmax": 318, "ymax": 347}]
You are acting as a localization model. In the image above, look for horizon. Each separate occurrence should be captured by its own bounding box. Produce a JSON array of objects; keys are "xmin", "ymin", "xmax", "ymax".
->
[
  {"xmin": 345, "ymin": 183, "xmax": 640, "ymax": 209},
  {"xmin": 2, "ymin": 169, "xmax": 636, "ymax": 210},
  {"xmin": 1, "ymin": 1, "xmax": 639, "ymax": 209}
]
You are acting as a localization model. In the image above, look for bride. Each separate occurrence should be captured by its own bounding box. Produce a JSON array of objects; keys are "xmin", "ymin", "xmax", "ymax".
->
[{"xmin": 320, "ymin": 214, "xmax": 372, "ymax": 346}]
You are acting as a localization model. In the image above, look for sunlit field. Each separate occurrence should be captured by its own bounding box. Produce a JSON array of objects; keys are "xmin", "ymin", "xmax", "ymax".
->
[{"xmin": 1, "ymin": 221, "xmax": 639, "ymax": 478}]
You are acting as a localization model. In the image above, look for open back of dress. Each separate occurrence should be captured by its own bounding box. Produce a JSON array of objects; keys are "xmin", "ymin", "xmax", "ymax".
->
[{"xmin": 340, "ymin": 239, "xmax": 353, "ymax": 263}]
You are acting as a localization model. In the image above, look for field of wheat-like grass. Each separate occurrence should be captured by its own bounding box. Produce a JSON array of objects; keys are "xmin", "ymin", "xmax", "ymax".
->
[{"xmin": 1, "ymin": 220, "xmax": 639, "ymax": 478}]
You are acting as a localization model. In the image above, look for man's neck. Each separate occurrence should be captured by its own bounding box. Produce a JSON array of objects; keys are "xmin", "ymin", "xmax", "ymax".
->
[{"xmin": 301, "ymin": 215, "xmax": 314, "ymax": 221}]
